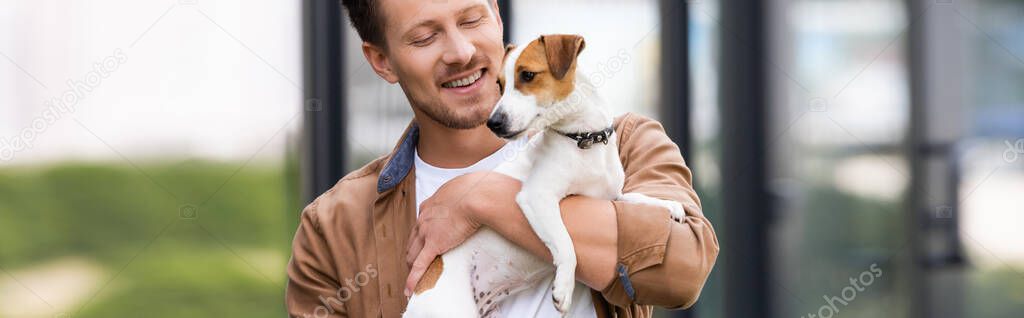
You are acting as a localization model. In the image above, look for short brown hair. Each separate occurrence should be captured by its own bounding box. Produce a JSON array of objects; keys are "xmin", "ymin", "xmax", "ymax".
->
[
  {"xmin": 340, "ymin": 0, "xmax": 386, "ymax": 46},
  {"xmin": 341, "ymin": 0, "xmax": 496, "ymax": 47}
]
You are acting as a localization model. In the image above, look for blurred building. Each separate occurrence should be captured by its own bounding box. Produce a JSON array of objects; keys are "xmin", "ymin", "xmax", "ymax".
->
[{"xmin": 1, "ymin": 0, "xmax": 1022, "ymax": 317}]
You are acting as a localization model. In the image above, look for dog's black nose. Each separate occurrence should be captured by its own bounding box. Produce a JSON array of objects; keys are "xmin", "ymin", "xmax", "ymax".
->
[{"xmin": 486, "ymin": 112, "xmax": 508, "ymax": 134}]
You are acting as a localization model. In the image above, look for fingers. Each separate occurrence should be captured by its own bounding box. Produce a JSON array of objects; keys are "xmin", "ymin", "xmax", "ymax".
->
[
  {"xmin": 406, "ymin": 231, "xmax": 425, "ymax": 266},
  {"xmin": 404, "ymin": 245, "xmax": 438, "ymax": 297}
]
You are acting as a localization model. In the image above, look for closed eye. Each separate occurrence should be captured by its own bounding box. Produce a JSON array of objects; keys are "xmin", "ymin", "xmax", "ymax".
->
[
  {"xmin": 460, "ymin": 17, "xmax": 484, "ymax": 28},
  {"xmin": 410, "ymin": 33, "xmax": 437, "ymax": 46}
]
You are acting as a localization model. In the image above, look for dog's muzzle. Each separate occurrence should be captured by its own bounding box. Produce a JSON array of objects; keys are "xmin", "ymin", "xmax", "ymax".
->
[{"xmin": 487, "ymin": 110, "xmax": 514, "ymax": 138}]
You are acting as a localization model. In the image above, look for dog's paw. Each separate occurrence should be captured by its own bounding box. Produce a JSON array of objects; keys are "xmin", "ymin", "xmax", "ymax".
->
[
  {"xmin": 550, "ymin": 270, "xmax": 575, "ymax": 315},
  {"xmin": 552, "ymin": 261, "xmax": 577, "ymax": 316},
  {"xmin": 619, "ymin": 192, "xmax": 687, "ymax": 222}
]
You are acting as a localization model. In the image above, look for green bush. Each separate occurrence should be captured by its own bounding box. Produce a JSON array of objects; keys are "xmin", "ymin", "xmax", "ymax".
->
[{"xmin": 0, "ymin": 161, "xmax": 290, "ymax": 317}]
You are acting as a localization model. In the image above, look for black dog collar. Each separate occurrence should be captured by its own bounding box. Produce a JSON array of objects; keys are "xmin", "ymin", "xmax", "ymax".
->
[{"xmin": 557, "ymin": 127, "xmax": 614, "ymax": 149}]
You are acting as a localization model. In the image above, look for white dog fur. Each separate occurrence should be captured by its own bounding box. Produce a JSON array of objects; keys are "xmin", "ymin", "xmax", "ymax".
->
[{"xmin": 403, "ymin": 35, "xmax": 685, "ymax": 318}]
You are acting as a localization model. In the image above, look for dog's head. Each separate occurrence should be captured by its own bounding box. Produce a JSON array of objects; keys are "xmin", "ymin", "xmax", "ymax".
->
[{"xmin": 487, "ymin": 34, "xmax": 587, "ymax": 139}]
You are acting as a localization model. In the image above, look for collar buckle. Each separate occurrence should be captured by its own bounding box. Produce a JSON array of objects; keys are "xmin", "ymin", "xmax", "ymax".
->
[{"xmin": 559, "ymin": 127, "xmax": 614, "ymax": 149}]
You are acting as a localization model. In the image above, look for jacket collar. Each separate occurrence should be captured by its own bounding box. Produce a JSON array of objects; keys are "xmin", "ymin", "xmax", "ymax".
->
[{"xmin": 377, "ymin": 121, "xmax": 419, "ymax": 193}]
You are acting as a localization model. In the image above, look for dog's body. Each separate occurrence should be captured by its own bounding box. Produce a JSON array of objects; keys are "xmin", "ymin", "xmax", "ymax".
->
[{"xmin": 404, "ymin": 35, "xmax": 683, "ymax": 318}]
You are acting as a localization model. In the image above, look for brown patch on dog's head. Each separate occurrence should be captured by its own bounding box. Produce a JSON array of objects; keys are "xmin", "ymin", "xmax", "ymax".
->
[
  {"xmin": 413, "ymin": 256, "xmax": 444, "ymax": 294},
  {"xmin": 511, "ymin": 34, "xmax": 586, "ymax": 106}
]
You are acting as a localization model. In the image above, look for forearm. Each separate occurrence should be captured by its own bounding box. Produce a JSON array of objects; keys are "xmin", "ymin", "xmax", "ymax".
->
[
  {"xmin": 561, "ymin": 196, "xmax": 618, "ymax": 290},
  {"xmin": 475, "ymin": 192, "xmax": 618, "ymax": 290}
]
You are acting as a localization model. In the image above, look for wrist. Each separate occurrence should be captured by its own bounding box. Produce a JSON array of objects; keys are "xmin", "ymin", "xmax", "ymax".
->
[
  {"xmin": 461, "ymin": 195, "xmax": 488, "ymax": 227},
  {"xmin": 471, "ymin": 172, "xmax": 522, "ymax": 227}
]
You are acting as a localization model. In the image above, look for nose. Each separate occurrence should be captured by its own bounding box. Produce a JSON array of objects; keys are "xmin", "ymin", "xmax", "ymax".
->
[
  {"xmin": 486, "ymin": 111, "xmax": 508, "ymax": 134},
  {"xmin": 441, "ymin": 31, "xmax": 476, "ymax": 66}
]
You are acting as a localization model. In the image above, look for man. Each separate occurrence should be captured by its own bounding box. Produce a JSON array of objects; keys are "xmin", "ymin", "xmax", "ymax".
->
[{"xmin": 285, "ymin": 0, "xmax": 719, "ymax": 317}]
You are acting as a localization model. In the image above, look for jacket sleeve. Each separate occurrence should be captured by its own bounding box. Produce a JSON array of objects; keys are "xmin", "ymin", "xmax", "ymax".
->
[
  {"xmin": 599, "ymin": 114, "xmax": 720, "ymax": 309},
  {"xmin": 286, "ymin": 200, "xmax": 347, "ymax": 317}
]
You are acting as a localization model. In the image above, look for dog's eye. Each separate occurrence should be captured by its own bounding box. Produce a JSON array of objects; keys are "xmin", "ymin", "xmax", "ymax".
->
[{"xmin": 520, "ymin": 71, "xmax": 536, "ymax": 83}]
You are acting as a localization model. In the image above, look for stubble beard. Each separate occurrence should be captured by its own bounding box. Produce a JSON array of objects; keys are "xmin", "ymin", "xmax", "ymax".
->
[{"xmin": 414, "ymin": 92, "xmax": 492, "ymax": 130}]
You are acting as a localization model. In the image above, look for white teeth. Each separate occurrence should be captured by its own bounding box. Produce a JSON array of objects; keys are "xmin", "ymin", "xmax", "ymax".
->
[{"xmin": 442, "ymin": 70, "xmax": 483, "ymax": 88}]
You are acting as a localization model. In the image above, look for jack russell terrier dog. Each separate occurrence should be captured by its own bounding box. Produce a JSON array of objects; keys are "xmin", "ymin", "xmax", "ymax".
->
[{"xmin": 404, "ymin": 34, "xmax": 685, "ymax": 317}]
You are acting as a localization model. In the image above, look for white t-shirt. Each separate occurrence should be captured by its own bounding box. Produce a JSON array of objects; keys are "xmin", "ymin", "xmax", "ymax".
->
[{"xmin": 414, "ymin": 138, "xmax": 597, "ymax": 317}]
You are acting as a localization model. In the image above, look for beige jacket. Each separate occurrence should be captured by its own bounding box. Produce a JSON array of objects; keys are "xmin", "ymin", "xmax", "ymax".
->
[{"xmin": 286, "ymin": 113, "xmax": 719, "ymax": 318}]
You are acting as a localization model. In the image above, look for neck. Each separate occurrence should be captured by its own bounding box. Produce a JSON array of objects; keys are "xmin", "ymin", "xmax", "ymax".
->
[
  {"xmin": 548, "ymin": 75, "xmax": 613, "ymax": 133},
  {"xmin": 550, "ymin": 108, "xmax": 612, "ymax": 133},
  {"xmin": 413, "ymin": 110, "xmax": 506, "ymax": 169}
]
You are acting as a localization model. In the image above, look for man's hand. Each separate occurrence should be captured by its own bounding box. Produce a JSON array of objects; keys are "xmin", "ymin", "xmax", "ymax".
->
[
  {"xmin": 404, "ymin": 171, "xmax": 618, "ymax": 296},
  {"xmin": 403, "ymin": 171, "xmax": 499, "ymax": 296}
]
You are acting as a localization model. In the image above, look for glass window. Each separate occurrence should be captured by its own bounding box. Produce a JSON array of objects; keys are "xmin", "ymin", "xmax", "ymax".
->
[
  {"xmin": 689, "ymin": 0, "xmax": 724, "ymax": 317},
  {"xmin": 960, "ymin": 1, "xmax": 1024, "ymax": 316},
  {"xmin": 770, "ymin": 0, "xmax": 911, "ymax": 317},
  {"xmin": 343, "ymin": 24, "xmax": 413, "ymax": 171}
]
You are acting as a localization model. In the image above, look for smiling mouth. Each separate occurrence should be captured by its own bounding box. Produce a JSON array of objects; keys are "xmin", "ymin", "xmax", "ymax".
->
[{"xmin": 441, "ymin": 69, "xmax": 485, "ymax": 89}]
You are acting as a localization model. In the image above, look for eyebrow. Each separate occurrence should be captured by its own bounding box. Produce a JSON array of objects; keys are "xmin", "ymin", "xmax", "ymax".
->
[{"xmin": 404, "ymin": 3, "xmax": 489, "ymax": 34}]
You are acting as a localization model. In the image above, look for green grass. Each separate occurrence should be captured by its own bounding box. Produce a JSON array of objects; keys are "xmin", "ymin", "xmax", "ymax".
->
[
  {"xmin": 4, "ymin": 161, "xmax": 1021, "ymax": 317},
  {"xmin": 0, "ymin": 161, "xmax": 293, "ymax": 317}
]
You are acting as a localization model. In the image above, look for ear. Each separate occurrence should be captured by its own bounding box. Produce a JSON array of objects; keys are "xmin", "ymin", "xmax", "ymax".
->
[
  {"xmin": 540, "ymin": 34, "xmax": 586, "ymax": 80},
  {"xmin": 362, "ymin": 42, "xmax": 399, "ymax": 84},
  {"xmin": 504, "ymin": 43, "xmax": 516, "ymax": 56}
]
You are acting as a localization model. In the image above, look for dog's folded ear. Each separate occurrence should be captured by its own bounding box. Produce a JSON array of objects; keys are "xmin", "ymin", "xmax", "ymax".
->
[
  {"xmin": 505, "ymin": 43, "xmax": 517, "ymax": 55},
  {"xmin": 540, "ymin": 34, "xmax": 586, "ymax": 80}
]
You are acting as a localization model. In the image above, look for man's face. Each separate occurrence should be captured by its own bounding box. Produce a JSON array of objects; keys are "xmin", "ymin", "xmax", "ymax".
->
[{"xmin": 376, "ymin": 0, "xmax": 504, "ymax": 129}]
